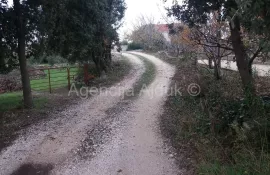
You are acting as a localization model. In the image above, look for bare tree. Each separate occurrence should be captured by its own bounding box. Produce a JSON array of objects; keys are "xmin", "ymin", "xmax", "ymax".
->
[
  {"xmin": 129, "ymin": 15, "xmax": 167, "ymax": 51},
  {"xmin": 187, "ymin": 11, "xmax": 233, "ymax": 80}
]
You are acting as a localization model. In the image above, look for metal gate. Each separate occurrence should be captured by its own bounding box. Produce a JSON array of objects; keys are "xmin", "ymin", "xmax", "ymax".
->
[{"xmin": 29, "ymin": 67, "xmax": 79, "ymax": 93}]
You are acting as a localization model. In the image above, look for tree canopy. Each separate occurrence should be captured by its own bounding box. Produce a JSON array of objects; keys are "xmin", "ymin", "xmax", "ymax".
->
[
  {"xmin": 0, "ymin": 0, "xmax": 126, "ymax": 107},
  {"xmin": 166, "ymin": 0, "xmax": 270, "ymax": 97}
]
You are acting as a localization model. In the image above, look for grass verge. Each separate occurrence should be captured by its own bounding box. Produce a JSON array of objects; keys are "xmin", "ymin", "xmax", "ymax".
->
[
  {"xmin": 128, "ymin": 53, "xmax": 156, "ymax": 97},
  {"xmin": 159, "ymin": 54, "xmax": 270, "ymax": 175},
  {"xmin": 0, "ymin": 92, "xmax": 48, "ymax": 112}
]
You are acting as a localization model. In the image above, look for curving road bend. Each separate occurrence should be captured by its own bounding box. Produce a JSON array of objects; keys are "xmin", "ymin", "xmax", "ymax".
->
[{"xmin": 0, "ymin": 52, "xmax": 179, "ymax": 175}]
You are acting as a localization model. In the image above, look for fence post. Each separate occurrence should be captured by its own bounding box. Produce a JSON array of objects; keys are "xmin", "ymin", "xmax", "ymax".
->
[
  {"xmin": 84, "ymin": 64, "xmax": 89, "ymax": 85},
  {"xmin": 67, "ymin": 68, "xmax": 71, "ymax": 90},
  {"xmin": 48, "ymin": 68, "xmax": 52, "ymax": 93}
]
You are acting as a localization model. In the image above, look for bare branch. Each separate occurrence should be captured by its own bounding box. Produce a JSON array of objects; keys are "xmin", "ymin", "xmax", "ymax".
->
[{"xmin": 249, "ymin": 47, "xmax": 263, "ymax": 67}]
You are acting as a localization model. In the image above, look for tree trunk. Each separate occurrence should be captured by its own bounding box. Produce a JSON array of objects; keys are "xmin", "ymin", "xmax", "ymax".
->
[
  {"xmin": 92, "ymin": 52, "xmax": 101, "ymax": 76},
  {"xmin": 214, "ymin": 15, "xmax": 222, "ymax": 80},
  {"xmin": 99, "ymin": 54, "xmax": 107, "ymax": 73},
  {"xmin": 92, "ymin": 51, "xmax": 107, "ymax": 76},
  {"xmin": 0, "ymin": 51, "xmax": 6, "ymax": 73},
  {"xmin": 230, "ymin": 17, "xmax": 256, "ymax": 96},
  {"xmin": 14, "ymin": 0, "xmax": 33, "ymax": 108},
  {"xmin": 105, "ymin": 44, "xmax": 112, "ymax": 69},
  {"xmin": 193, "ymin": 53, "xmax": 198, "ymax": 66},
  {"xmin": 208, "ymin": 57, "xmax": 213, "ymax": 69},
  {"xmin": 213, "ymin": 48, "xmax": 222, "ymax": 80},
  {"xmin": 0, "ymin": 35, "xmax": 7, "ymax": 73},
  {"xmin": 176, "ymin": 46, "xmax": 180, "ymax": 57},
  {"xmin": 213, "ymin": 57, "xmax": 221, "ymax": 80}
]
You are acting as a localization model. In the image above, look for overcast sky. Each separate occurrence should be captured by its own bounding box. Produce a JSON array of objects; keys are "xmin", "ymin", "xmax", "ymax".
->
[{"xmin": 119, "ymin": 0, "xmax": 173, "ymax": 39}]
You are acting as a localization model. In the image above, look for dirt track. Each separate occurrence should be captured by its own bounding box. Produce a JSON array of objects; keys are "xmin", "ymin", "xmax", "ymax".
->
[{"xmin": 0, "ymin": 52, "xmax": 179, "ymax": 175}]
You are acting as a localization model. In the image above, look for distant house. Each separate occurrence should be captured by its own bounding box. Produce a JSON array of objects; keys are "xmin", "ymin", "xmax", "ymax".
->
[{"xmin": 155, "ymin": 24, "xmax": 171, "ymax": 43}]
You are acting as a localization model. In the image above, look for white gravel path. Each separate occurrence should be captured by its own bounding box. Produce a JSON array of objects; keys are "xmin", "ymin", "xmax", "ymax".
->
[
  {"xmin": 0, "ymin": 54, "xmax": 144, "ymax": 175},
  {"xmin": 0, "ymin": 52, "xmax": 180, "ymax": 175},
  {"xmin": 52, "ymin": 52, "xmax": 179, "ymax": 175}
]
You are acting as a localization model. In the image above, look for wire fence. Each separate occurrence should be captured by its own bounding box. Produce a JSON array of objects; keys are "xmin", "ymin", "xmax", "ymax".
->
[
  {"xmin": 0, "ymin": 66, "xmax": 82, "ymax": 112},
  {"xmin": 29, "ymin": 67, "xmax": 80, "ymax": 93}
]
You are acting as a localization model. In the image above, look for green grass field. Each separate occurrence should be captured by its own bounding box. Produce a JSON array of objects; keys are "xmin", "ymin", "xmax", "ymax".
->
[
  {"xmin": 0, "ymin": 92, "xmax": 48, "ymax": 112},
  {"xmin": 31, "ymin": 68, "xmax": 78, "ymax": 91},
  {"xmin": 0, "ymin": 67, "xmax": 78, "ymax": 112}
]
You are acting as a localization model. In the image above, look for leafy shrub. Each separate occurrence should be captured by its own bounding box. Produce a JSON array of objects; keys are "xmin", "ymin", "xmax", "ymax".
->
[
  {"xmin": 46, "ymin": 55, "xmax": 67, "ymax": 66},
  {"xmin": 0, "ymin": 57, "xmax": 19, "ymax": 74},
  {"xmin": 28, "ymin": 55, "xmax": 67, "ymax": 66},
  {"xmin": 127, "ymin": 42, "xmax": 143, "ymax": 51},
  {"xmin": 160, "ymin": 54, "xmax": 270, "ymax": 175},
  {"xmin": 120, "ymin": 40, "xmax": 128, "ymax": 45},
  {"xmin": 0, "ymin": 77, "xmax": 22, "ymax": 93},
  {"xmin": 28, "ymin": 56, "xmax": 41, "ymax": 65}
]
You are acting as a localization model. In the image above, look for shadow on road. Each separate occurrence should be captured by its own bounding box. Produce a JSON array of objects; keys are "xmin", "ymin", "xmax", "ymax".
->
[{"xmin": 10, "ymin": 163, "xmax": 53, "ymax": 175}]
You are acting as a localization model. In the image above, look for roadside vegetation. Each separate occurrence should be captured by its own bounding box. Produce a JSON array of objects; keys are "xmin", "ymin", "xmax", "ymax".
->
[
  {"xmin": 0, "ymin": 57, "xmax": 131, "ymax": 112},
  {"xmin": 125, "ymin": 3, "xmax": 270, "ymax": 171},
  {"xmin": 124, "ymin": 1, "xmax": 270, "ymax": 173},
  {"xmin": 123, "ymin": 1, "xmax": 270, "ymax": 174},
  {"xmin": 126, "ymin": 42, "xmax": 144, "ymax": 51},
  {"xmin": 83, "ymin": 57, "xmax": 133, "ymax": 88},
  {"xmin": 0, "ymin": 56, "xmax": 132, "ymax": 151},
  {"xmin": 159, "ymin": 54, "xmax": 270, "ymax": 175},
  {"xmin": 0, "ymin": 0, "xmax": 127, "ymax": 151},
  {"xmin": 129, "ymin": 54, "xmax": 156, "ymax": 96},
  {"xmin": 0, "ymin": 93, "xmax": 47, "ymax": 112},
  {"xmin": 0, "ymin": 0, "xmax": 126, "ymax": 108}
]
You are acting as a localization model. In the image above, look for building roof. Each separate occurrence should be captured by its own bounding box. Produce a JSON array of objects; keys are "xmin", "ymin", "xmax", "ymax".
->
[{"xmin": 155, "ymin": 24, "xmax": 169, "ymax": 33}]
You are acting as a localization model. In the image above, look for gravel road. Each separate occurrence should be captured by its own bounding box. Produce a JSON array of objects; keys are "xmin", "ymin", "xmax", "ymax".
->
[
  {"xmin": 198, "ymin": 59, "xmax": 270, "ymax": 76},
  {"xmin": 0, "ymin": 52, "xmax": 179, "ymax": 175}
]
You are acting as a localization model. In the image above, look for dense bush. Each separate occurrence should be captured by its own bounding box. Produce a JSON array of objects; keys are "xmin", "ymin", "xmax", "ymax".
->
[
  {"xmin": 159, "ymin": 53, "xmax": 270, "ymax": 175},
  {"xmin": 46, "ymin": 55, "xmax": 67, "ymax": 66},
  {"xmin": 126, "ymin": 42, "xmax": 143, "ymax": 51},
  {"xmin": 29, "ymin": 55, "xmax": 67, "ymax": 66},
  {"xmin": 120, "ymin": 40, "xmax": 128, "ymax": 45},
  {"xmin": 0, "ymin": 77, "xmax": 22, "ymax": 94},
  {"xmin": 0, "ymin": 57, "xmax": 19, "ymax": 74}
]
